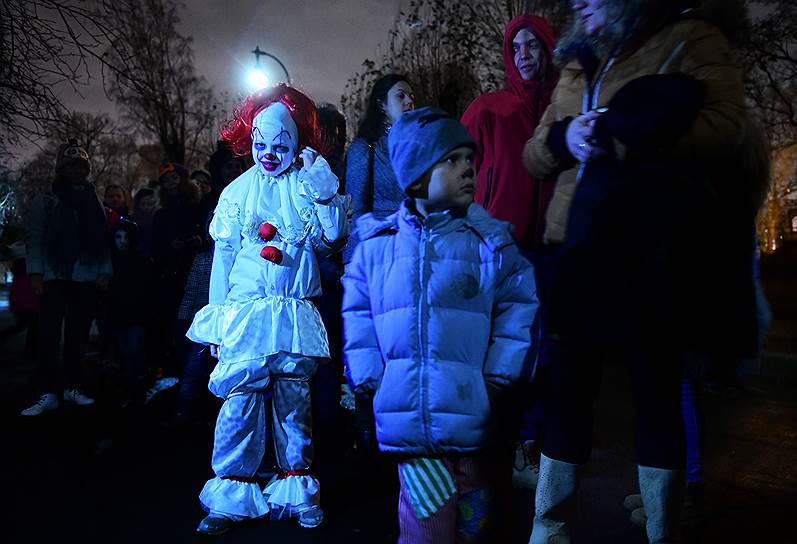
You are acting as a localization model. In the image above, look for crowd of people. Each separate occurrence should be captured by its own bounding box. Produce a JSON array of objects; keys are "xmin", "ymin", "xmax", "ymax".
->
[
  {"xmin": 2, "ymin": 1, "xmax": 773, "ymax": 542},
  {"xmin": 9, "ymin": 137, "xmax": 246, "ymax": 418}
]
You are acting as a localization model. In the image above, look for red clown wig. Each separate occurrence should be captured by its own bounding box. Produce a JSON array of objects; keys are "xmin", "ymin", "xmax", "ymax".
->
[{"xmin": 220, "ymin": 84, "xmax": 326, "ymax": 159}]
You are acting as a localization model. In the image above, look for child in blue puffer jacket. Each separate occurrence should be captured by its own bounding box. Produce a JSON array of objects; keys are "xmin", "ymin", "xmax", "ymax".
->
[{"xmin": 342, "ymin": 107, "xmax": 539, "ymax": 543}]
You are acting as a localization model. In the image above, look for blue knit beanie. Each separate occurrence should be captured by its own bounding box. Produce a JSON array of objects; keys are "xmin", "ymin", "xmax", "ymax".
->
[{"xmin": 388, "ymin": 107, "xmax": 476, "ymax": 193}]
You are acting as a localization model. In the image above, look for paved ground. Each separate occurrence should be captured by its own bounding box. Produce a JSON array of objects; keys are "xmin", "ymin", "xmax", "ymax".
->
[{"xmin": 1, "ymin": 288, "xmax": 796, "ymax": 543}]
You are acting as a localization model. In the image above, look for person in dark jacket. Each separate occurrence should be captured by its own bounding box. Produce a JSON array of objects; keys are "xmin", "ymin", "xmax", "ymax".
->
[
  {"xmin": 522, "ymin": 2, "xmax": 764, "ymax": 542},
  {"xmin": 172, "ymin": 215, "xmax": 215, "ymax": 425},
  {"xmin": 131, "ymin": 187, "xmax": 158, "ymax": 258},
  {"xmin": 21, "ymin": 139, "xmax": 111, "ymax": 416},
  {"xmin": 103, "ymin": 184, "xmax": 130, "ymax": 218},
  {"xmin": 151, "ymin": 161, "xmax": 201, "ymax": 378},
  {"xmin": 108, "ymin": 219, "xmax": 154, "ymax": 405}
]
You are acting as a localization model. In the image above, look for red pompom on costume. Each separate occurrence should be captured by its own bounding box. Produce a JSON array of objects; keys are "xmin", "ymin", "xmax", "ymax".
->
[
  {"xmin": 260, "ymin": 246, "xmax": 283, "ymax": 264},
  {"xmin": 259, "ymin": 223, "xmax": 281, "ymax": 263},
  {"xmin": 259, "ymin": 222, "xmax": 277, "ymax": 241}
]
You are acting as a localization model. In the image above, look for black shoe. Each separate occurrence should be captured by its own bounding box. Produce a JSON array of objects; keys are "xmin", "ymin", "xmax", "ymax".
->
[{"xmin": 196, "ymin": 514, "xmax": 233, "ymax": 535}]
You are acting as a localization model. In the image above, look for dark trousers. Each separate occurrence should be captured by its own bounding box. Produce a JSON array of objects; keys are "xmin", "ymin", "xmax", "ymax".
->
[
  {"xmin": 517, "ymin": 248, "xmax": 555, "ymax": 444},
  {"xmin": 176, "ymin": 341, "xmax": 215, "ymax": 417},
  {"xmin": 682, "ymin": 353, "xmax": 708, "ymax": 485},
  {"xmin": 37, "ymin": 280, "xmax": 98, "ymax": 392},
  {"xmin": 542, "ymin": 339, "xmax": 685, "ymax": 469},
  {"xmin": 114, "ymin": 324, "xmax": 147, "ymax": 401}
]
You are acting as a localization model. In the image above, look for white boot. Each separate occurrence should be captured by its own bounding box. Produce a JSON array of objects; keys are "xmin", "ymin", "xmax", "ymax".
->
[
  {"xmin": 638, "ymin": 465, "xmax": 686, "ymax": 543},
  {"xmin": 529, "ymin": 454, "xmax": 578, "ymax": 544}
]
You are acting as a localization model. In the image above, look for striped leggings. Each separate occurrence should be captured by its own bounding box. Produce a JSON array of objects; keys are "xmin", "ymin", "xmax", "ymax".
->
[{"xmin": 397, "ymin": 455, "xmax": 495, "ymax": 544}]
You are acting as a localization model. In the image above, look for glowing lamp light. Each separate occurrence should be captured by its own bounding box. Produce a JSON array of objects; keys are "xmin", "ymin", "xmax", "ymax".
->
[{"xmin": 247, "ymin": 68, "xmax": 270, "ymax": 90}]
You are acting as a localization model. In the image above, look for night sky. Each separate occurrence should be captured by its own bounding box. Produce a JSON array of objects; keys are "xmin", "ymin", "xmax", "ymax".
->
[{"xmin": 64, "ymin": 0, "xmax": 403, "ymax": 116}]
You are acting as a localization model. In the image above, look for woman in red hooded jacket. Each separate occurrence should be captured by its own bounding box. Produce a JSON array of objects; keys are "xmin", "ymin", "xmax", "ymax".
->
[{"xmin": 461, "ymin": 15, "xmax": 558, "ymax": 252}]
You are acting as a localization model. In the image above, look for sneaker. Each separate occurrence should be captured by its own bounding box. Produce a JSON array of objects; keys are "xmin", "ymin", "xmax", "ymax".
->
[
  {"xmin": 298, "ymin": 505, "xmax": 324, "ymax": 529},
  {"xmin": 64, "ymin": 388, "xmax": 95, "ymax": 406},
  {"xmin": 144, "ymin": 377, "xmax": 180, "ymax": 404},
  {"xmin": 196, "ymin": 514, "xmax": 233, "ymax": 536},
  {"xmin": 20, "ymin": 393, "xmax": 59, "ymax": 416}
]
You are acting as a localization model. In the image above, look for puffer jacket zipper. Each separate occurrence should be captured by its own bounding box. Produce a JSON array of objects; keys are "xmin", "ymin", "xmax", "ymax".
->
[{"xmin": 417, "ymin": 224, "xmax": 432, "ymax": 446}]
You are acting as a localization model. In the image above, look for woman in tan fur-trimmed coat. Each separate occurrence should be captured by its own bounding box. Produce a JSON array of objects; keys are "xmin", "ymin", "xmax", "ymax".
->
[{"xmin": 522, "ymin": 1, "xmax": 768, "ymax": 543}]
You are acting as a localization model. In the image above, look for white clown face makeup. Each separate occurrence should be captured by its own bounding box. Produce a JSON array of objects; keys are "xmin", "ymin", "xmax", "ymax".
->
[{"xmin": 251, "ymin": 102, "xmax": 299, "ymax": 177}]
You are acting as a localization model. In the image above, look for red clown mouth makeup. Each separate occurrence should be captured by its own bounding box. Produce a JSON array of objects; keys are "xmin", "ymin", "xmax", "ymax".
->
[{"xmin": 260, "ymin": 155, "xmax": 281, "ymax": 172}]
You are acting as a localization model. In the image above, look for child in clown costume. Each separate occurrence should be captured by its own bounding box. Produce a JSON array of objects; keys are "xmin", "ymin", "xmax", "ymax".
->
[{"xmin": 187, "ymin": 85, "xmax": 349, "ymax": 535}]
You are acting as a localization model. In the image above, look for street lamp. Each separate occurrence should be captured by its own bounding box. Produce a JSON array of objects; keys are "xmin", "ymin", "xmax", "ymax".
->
[{"xmin": 247, "ymin": 46, "xmax": 291, "ymax": 90}]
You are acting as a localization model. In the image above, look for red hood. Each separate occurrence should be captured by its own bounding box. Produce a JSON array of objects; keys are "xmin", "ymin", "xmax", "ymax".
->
[{"xmin": 503, "ymin": 15, "xmax": 558, "ymax": 101}]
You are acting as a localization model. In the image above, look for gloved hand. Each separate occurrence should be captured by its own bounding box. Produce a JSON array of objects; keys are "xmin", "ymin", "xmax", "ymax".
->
[{"xmin": 299, "ymin": 154, "xmax": 339, "ymax": 202}]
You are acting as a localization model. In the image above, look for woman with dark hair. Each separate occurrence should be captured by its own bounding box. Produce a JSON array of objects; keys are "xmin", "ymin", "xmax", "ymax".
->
[
  {"xmin": 317, "ymin": 103, "xmax": 347, "ymax": 181},
  {"xmin": 522, "ymin": 1, "xmax": 765, "ymax": 542},
  {"xmin": 343, "ymin": 74, "xmax": 415, "ymax": 262}
]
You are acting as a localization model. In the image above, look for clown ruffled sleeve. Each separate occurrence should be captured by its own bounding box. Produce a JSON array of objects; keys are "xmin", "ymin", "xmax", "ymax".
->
[
  {"xmin": 298, "ymin": 156, "xmax": 350, "ymax": 255},
  {"xmin": 187, "ymin": 189, "xmax": 244, "ymax": 347},
  {"xmin": 208, "ymin": 195, "xmax": 243, "ymax": 306}
]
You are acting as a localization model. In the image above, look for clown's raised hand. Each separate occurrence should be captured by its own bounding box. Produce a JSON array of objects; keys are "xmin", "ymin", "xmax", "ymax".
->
[
  {"xmin": 299, "ymin": 148, "xmax": 338, "ymax": 203},
  {"xmin": 299, "ymin": 146, "xmax": 319, "ymax": 170}
]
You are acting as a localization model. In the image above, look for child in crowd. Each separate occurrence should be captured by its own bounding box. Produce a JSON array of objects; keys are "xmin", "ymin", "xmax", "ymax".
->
[
  {"xmin": 187, "ymin": 84, "xmax": 349, "ymax": 535},
  {"xmin": 131, "ymin": 188, "xmax": 158, "ymax": 258},
  {"xmin": 108, "ymin": 219, "xmax": 154, "ymax": 406},
  {"xmin": 104, "ymin": 184, "xmax": 130, "ymax": 218},
  {"xmin": 342, "ymin": 107, "xmax": 538, "ymax": 543},
  {"xmin": 174, "ymin": 216, "xmax": 215, "ymax": 425}
]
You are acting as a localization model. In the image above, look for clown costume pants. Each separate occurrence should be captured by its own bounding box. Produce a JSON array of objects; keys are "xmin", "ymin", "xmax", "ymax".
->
[{"xmin": 198, "ymin": 351, "xmax": 320, "ymax": 520}]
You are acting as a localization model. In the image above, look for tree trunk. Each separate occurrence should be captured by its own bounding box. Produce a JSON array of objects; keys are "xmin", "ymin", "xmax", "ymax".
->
[{"xmin": 165, "ymin": 142, "xmax": 185, "ymax": 164}]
